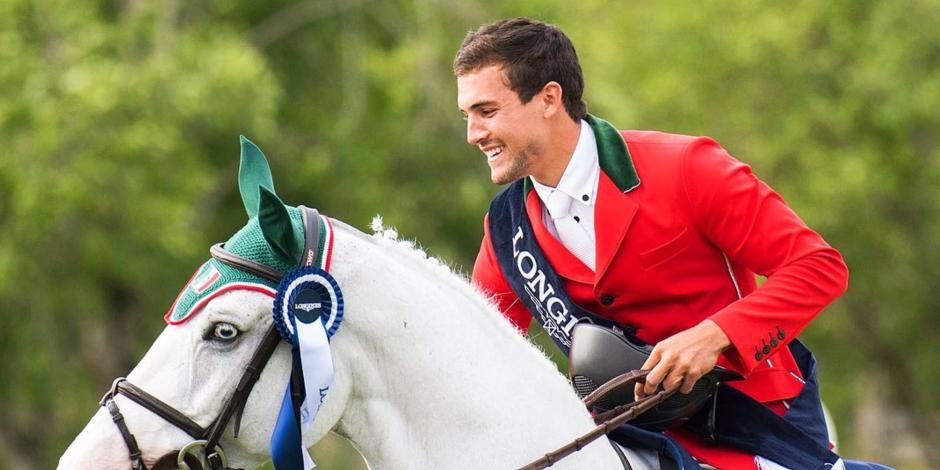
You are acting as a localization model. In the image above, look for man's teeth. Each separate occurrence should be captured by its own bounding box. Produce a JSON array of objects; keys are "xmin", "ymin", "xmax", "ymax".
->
[{"xmin": 486, "ymin": 146, "xmax": 505, "ymax": 159}]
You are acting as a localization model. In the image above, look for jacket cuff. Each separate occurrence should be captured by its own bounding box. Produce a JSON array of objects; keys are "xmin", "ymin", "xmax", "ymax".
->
[{"xmin": 711, "ymin": 310, "xmax": 757, "ymax": 374}]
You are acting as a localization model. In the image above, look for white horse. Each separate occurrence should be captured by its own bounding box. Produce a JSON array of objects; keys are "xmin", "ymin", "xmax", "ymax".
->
[{"xmin": 59, "ymin": 140, "xmax": 644, "ymax": 469}]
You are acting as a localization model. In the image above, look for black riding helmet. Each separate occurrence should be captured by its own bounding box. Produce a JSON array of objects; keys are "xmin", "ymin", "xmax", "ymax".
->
[{"xmin": 568, "ymin": 323, "xmax": 743, "ymax": 431}]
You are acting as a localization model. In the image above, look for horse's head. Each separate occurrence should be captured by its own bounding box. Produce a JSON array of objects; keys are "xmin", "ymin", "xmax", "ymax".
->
[{"xmin": 60, "ymin": 138, "xmax": 351, "ymax": 469}]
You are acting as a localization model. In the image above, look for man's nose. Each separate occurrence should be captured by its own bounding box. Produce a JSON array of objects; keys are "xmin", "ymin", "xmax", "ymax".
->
[{"xmin": 466, "ymin": 116, "xmax": 488, "ymax": 146}]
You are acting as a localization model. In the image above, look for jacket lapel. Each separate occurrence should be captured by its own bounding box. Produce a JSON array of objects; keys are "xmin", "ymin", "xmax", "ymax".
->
[
  {"xmin": 520, "ymin": 115, "xmax": 641, "ymax": 285},
  {"xmin": 594, "ymin": 172, "xmax": 637, "ymax": 283},
  {"xmin": 586, "ymin": 115, "xmax": 641, "ymax": 283}
]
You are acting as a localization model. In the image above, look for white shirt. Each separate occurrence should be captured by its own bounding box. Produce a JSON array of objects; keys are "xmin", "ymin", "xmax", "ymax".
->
[{"xmin": 531, "ymin": 119, "xmax": 600, "ymax": 271}]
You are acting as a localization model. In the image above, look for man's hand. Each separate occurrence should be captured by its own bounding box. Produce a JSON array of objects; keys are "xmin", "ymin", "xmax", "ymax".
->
[{"xmin": 635, "ymin": 319, "xmax": 731, "ymax": 399}]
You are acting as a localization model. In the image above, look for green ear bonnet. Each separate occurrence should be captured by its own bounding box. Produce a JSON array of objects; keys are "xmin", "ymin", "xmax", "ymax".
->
[{"xmin": 164, "ymin": 137, "xmax": 305, "ymax": 324}]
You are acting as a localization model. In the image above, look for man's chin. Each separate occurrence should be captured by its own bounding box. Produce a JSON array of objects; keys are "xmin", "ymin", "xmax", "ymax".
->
[
  {"xmin": 490, "ymin": 172, "xmax": 518, "ymax": 185},
  {"xmin": 488, "ymin": 165, "xmax": 506, "ymax": 185},
  {"xmin": 488, "ymin": 157, "xmax": 529, "ymax": 185}
]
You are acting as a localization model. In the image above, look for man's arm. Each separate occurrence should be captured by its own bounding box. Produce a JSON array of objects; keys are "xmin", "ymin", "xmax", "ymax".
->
[
  {"xmin": 471, "ymin": 213, "xmax": 532, "ymax": 332},
  {"xmin": 640, "ymin": 137, "xmax": 848, "ymax": 397}
]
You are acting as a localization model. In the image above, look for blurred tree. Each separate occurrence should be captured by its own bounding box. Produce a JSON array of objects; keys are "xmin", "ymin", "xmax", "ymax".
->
[
  {"xmin": 483, "ymin": 1, "xmax": 940, "ymax": 465},
  {"xmin": 0, "ymin": 0, "xmax": 282, "ymax": 466},
  {"xmin": 0, "ymin": 0, "xmax": 936, "ymax": 468},
  {"xmin": 563, "ymin": 1, "xmax": 940, "ymax": 463}
]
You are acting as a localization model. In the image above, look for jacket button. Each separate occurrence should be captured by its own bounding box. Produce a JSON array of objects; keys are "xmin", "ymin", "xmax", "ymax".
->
[
  {"xmin": 755, "ymin": 352, "xmax": 763, "ymax": 361},
  {"xmin": 763, "ymin": 345, "xmax": 771, "ymax": 355},
  {"xmin": 600, "ymin": 294, "xmax": 615, "ymax": 306}
]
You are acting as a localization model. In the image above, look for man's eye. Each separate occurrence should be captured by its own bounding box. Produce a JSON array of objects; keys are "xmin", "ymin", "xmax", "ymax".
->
[{"xmin": 481, "ymin": 109, "xmax": 496, "ymax": 117}]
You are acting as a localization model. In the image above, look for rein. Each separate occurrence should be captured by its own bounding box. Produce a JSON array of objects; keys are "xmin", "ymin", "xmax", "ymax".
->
[{"xmin": 517, "ymin": 370, "xmax": 681, "ymax": 470}]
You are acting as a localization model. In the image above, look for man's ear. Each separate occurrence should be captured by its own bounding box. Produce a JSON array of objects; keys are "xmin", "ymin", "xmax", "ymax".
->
[{"xmin": 540, "ymin": 81, "xmax": 564, "ymax": 119}]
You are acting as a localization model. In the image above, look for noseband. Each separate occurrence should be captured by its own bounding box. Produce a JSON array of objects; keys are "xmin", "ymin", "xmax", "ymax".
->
[{"xmin": 100, "ymin": 207, "xmax": 323, "ymax": 470}]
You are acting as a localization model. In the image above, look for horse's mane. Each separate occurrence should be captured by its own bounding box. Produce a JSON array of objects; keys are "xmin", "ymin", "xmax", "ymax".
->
[
  {"xmin": 334, "ymin": 215, "xmax": 532, "ymax": 343},
  {"xmin": 366, "ymin": 216, "xmax": 502, "ymax": 309},
  {"xmin": 368, "ymin": 215, "xmax": 461, "ymax": 282}
]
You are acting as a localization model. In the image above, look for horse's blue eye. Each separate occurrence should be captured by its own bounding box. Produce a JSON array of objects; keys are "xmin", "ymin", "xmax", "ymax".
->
[{"xmin": 211, "ymin": 322, "xmax": 240, "ymax": 343}]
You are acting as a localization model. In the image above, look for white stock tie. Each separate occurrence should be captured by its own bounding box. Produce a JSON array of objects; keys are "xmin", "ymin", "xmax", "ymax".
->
[{"xmin": 545, "ymin": 190, "xmax": 596, "ymax": 271}]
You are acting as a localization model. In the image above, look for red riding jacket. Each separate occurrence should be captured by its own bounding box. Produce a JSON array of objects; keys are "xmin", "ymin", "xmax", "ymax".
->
[{"xmin": 472, "ymin": 117, "xmax": 847, "ymax": 468}]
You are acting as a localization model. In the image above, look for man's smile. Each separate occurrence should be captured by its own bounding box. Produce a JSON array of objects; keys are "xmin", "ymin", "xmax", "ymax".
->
[{"xmin": 482, "ymin": 145, "xmax": 505, "ymax": 161}]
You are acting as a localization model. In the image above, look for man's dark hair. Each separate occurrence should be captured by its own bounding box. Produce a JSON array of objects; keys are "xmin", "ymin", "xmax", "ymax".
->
[{"xmin": 454, "ymin": 18, "xmax": 587, "ymax": 121}]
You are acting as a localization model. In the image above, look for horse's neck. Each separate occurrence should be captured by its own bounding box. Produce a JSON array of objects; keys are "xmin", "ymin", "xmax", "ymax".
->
[{"xmin": 327, "ymin": 229, "xmax": 622, "ymax": 469}]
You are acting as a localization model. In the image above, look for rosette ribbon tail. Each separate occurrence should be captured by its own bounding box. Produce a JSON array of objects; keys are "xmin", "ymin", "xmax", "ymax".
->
[{"xmin": 270, "ymin": 265, "xmax": 344, "ymax": 470}]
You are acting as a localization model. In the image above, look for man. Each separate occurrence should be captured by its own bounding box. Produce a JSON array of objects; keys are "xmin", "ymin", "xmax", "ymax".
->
[{"xmin": 457, "ymin": 18, "xmax": 884, "ymax": 470}]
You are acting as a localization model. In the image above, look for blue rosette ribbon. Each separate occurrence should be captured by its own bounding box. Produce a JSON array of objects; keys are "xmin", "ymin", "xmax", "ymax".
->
[{"xmin": 270, "ymin": 266, "xmax": 344, "ymax": 470}]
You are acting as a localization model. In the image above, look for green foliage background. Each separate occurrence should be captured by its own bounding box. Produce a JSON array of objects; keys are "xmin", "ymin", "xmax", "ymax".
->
[{"xmin": 1, "ymin": 1, "xmax": 937, "ymax": 468}]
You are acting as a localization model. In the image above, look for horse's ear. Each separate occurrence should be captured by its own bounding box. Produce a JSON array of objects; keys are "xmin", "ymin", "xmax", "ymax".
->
[
  {"xmin": 258, "ymin": 186, "xmax": 301, "ymax": 265},
  {"xmin": 238, "ymin": 135, "xmax": 276, "ymax": 219}
]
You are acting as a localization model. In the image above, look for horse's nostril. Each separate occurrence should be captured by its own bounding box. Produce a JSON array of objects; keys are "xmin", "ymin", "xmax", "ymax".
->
[{"xmin": 151, "ymin": 451, "xmax": 204, "ymax": 470}]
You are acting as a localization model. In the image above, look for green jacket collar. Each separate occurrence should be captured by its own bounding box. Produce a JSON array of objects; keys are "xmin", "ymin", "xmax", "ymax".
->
[{"xmin": 523, "ymin": 114, "xmax": 640, "ymax": 195}]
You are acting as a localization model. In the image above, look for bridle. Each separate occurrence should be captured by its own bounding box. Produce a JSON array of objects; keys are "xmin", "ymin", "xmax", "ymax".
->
[
  {"xmin": 99, "ymin": 207, "xmax": 706, "ymax": 470},
  {"xmin": 100, "ymin": 207, "xmax": 323, "ymax": 470}
]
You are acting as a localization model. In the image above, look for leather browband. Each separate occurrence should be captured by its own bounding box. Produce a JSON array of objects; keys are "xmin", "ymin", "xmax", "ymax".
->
[{"xmin": 210, "ymin": 243, "xmax": 283, "ymax": 283}]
